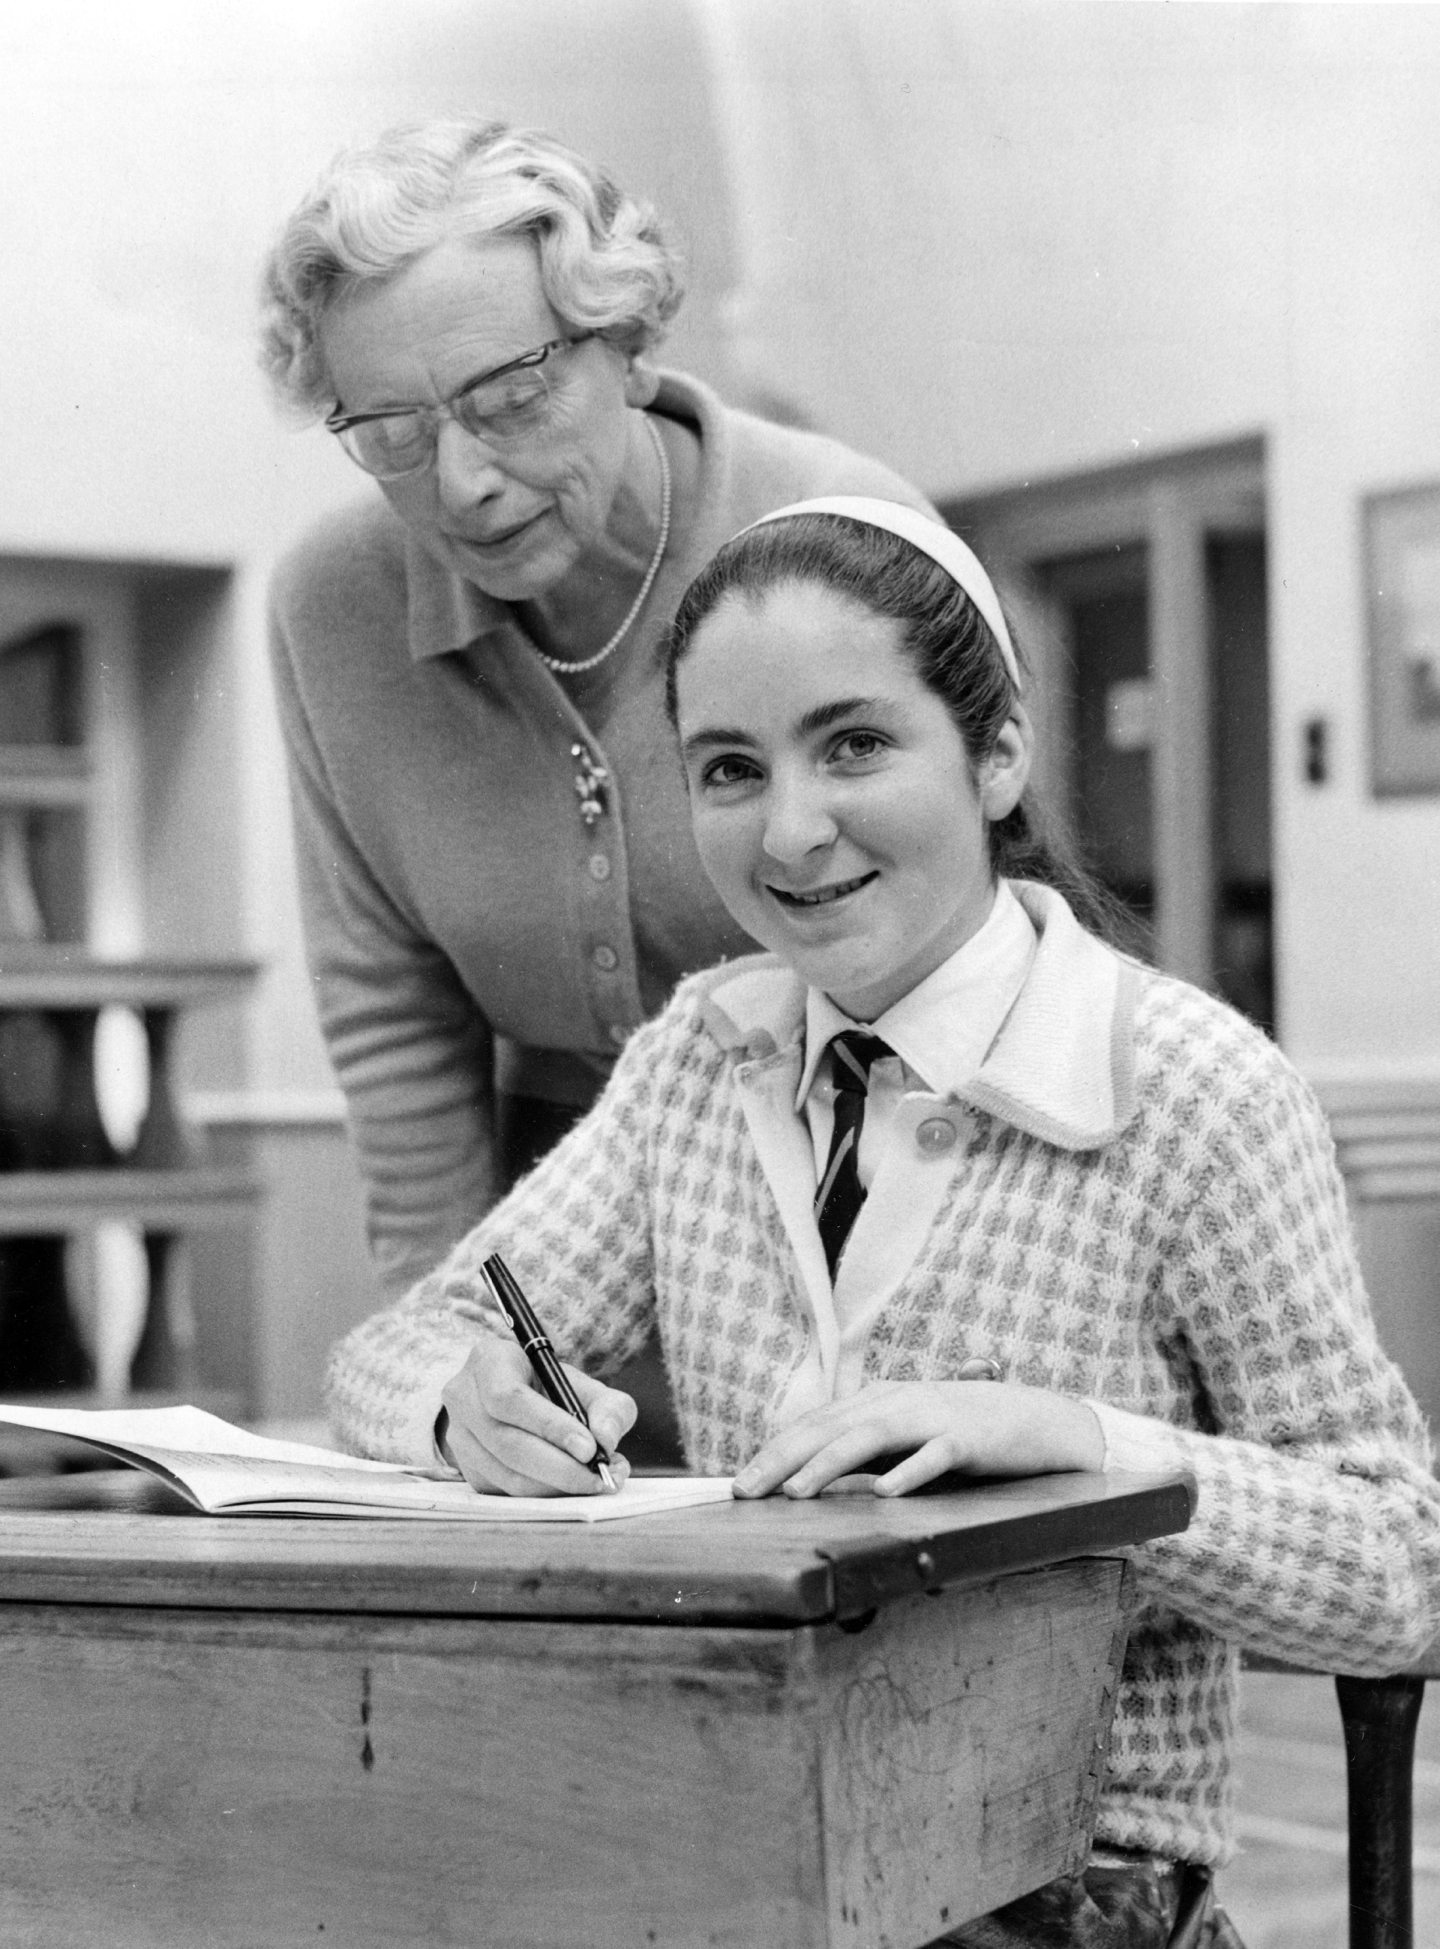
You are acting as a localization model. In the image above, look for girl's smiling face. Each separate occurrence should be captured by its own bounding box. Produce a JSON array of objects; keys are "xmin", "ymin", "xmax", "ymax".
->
[{"xmin": 676, "ymin": 579, "xmax": 1031, "ymax": 1019}]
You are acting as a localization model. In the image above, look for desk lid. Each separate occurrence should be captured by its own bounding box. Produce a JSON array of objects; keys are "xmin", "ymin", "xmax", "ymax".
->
[{"xmin": 0, "ymin": 1468, "xmax": 1193, "ymax": 1625}]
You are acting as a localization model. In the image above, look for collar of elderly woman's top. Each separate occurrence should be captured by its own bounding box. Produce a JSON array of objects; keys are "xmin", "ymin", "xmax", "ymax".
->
[
  {"xmin": 397, "ymin": 368, "xmax": 702, "ymax": 664},
  {"xmin": 695, "ymin": 881, "xmax": 1141, "ymax": 1154}
]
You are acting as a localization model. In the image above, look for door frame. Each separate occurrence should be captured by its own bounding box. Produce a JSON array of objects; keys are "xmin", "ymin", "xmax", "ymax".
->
[{"xmin": 944, "ymin": 436, "xmax": 1266, "ymax": 995}]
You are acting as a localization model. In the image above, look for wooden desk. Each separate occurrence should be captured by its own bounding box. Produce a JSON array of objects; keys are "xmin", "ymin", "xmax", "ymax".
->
[{"xmin": 0, "ymin": 1468, "xmax": 1191, "ymax": 1949}]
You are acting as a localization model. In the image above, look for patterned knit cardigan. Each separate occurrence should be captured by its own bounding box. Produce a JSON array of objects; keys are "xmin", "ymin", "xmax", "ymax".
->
[{"xmin": 327, "ymin": 887, "xmax": 1440, "ymax": 1868}]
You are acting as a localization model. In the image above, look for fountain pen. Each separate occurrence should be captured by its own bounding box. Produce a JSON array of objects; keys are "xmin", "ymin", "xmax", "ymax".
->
[{"xmin": 481, "ymin": 1252, "xmax": 618, "ymax": 1492}]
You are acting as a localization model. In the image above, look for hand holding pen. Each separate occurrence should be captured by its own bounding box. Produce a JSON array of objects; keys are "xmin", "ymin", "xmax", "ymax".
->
[
  {"xmin": 436, "ymin": 1255, "xmax": 635, "ymax": 1496},
  {"xmin": 482, "ymin": 1255, "xmax": 617, "ymax": 1491}
]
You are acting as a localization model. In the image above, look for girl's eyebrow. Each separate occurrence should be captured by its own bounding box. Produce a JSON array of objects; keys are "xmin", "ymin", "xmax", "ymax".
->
[
  {"xmin": 795, "ymin": 695, "xmax": 887, "ymax": 738},
  {"xmin": 680, "ymin": 725, "xmax": 756, "ymax": 761}
]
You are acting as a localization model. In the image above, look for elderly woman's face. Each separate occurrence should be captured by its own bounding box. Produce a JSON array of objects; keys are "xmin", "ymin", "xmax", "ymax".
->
[{"xmin": 317, "ymin": 234, "xmax": 642, "ymax": 602}]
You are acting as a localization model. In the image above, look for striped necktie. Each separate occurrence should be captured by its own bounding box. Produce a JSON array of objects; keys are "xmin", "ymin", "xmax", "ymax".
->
[{"xmin": 814, "ymin": 1031, "xmax": 891, "ymax": 1278}]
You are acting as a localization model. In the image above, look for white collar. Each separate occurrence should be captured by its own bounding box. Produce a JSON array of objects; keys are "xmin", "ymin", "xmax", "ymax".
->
[
  {"xmin": 697, "ymin": 881, "xmax": 1141, "ymax": 1152},
  {"xmin": 794, "ymin": 881, "xmax": 1037, "ymax": 1108}
]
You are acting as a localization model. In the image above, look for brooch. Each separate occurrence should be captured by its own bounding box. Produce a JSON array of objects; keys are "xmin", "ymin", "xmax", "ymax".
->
[{"xmin": 571, "ymin": 743, "xmax": 610, "ymax": 829}]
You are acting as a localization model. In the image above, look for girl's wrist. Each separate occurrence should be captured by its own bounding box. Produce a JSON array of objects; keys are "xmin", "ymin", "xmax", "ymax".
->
[{"xmin": 1069, "ymin": 1400, "xmax": 1106, "ymax": 1472}]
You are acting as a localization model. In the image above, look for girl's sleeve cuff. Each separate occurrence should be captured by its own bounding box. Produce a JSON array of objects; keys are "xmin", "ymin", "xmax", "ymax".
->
[{"xmin": 1085, "ymin": 1399, "xmax": 1192, "ymax": 1475}]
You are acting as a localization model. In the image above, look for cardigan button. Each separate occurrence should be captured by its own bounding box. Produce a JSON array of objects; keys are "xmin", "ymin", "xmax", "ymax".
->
[
  {"xmin": 915, "ymin": 1116, "xmax": 958, "ymax": 1155},
  {"xmin": 591, "ymin": 943, "xmax": 619, "ymax": 973},
  {"xmin": 744, "ymin": 1032, "xmax": 778, "ymax": 1061}
]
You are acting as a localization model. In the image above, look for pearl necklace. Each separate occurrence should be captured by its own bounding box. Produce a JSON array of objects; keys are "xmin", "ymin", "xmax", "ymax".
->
[{"xmin": 533, "ymin": 415, "xmax": 672, "ymax": 676}]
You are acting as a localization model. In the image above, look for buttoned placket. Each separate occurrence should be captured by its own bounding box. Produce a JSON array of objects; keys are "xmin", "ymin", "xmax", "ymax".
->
[
  {"xmin": 729, "ymin": 1040, "xmax": 975, "ymax": 1429},
  {"xmin": 505, "ymin": 648, "xmax": 646, "ymax": 1057},
  {"xmin": 830, "ymin": 1091, "xmax": 974, "ymax": 1397},
  {"xmin": 729, "ymin": 1043, "xmax": 839, "ymax": 1424}
]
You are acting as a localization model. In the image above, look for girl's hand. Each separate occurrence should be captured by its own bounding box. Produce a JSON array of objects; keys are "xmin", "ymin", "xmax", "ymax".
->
[
  {"xmin": 438, "ymin": 1332, "xmax": 637, "ymax": 1496},
  {"xmin": 732, "ymin": 1380, "xmax": 1104, "ymax": 1500}
]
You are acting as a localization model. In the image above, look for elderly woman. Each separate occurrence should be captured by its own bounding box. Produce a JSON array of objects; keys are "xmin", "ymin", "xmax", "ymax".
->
[{"xmin": 259, "ymin": 118, "xmax": 934, "ymax": 1343}]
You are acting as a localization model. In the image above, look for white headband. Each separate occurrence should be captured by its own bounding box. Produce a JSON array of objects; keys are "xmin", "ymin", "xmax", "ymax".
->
[{"xmin": 736, "ymin": 495, "xmax": 1020, "ymax": 690}]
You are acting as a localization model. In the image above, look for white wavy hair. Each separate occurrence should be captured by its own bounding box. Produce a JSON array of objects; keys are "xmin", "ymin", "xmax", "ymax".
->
[{"xmin": 258, "ymin": 117, "xmax": 686, "ymax": 417}]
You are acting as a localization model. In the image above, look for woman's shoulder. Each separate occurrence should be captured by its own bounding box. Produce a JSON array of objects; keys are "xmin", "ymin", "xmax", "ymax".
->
[
  {"xmin": 666, "ymin": 951, "xmax": 785, "ymax": 1023},
  {"xmin": 270, "ymin": 493, "xmax": 411, "ymax": 613},
  {"xmin": 614, "ymin": 959, "xmax": 753, "ymax": 1049},
  {"xmin": 655, "ymin": 369, "xmax": 937, "ymax": 522},
  {"xmin": 1132, "ymin": 964, "xmax": 1280, "ymax": 1067},
  {"xmin": 729, "ymin": 411, "xmax": 937, "ymax": 517},
  {"xmin": 617, "ymin": 953, "xmax": 796, "ymax": 1069},
  {"xmin": 1129, "ymin": 965, "xmax": 1330, "ymax": 1151}
]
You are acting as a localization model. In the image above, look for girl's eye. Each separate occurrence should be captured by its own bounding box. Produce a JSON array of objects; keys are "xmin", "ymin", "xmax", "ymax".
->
[
  {"xmin": 831, "ymin": 729, "xmax": 887, "ymax": 764},
  {"xmin": 699, "ymin": 754, "xmax": 760, "ymax": 790}
]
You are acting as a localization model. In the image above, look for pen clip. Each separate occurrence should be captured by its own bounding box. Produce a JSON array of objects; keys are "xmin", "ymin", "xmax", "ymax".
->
[{"xmin": 480, "ymin": 1263, "xmax": 517, "ymax": 1335}]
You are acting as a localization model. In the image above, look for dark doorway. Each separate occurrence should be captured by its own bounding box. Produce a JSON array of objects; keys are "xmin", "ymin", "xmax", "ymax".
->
[{"xmin": 945, "ymin": 439, "xmax": 1273, "ymax": 1032}]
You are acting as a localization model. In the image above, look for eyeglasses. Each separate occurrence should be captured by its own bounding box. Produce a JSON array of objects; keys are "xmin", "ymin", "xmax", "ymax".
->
[{"xmin": 325, "ymin": 334, "xmax": 594, "ymax": 479}]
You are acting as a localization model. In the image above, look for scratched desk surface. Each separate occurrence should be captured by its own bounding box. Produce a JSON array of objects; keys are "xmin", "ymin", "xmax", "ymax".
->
[{"xmin": 0, "ymin": 1466, "xmax": 1192, "ymax": 1623}]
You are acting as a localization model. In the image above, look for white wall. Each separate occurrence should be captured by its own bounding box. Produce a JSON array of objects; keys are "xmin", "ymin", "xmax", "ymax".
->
[{"xmin": 702, "ymin": 0, "xmax": 1440, "ymax": 1084}]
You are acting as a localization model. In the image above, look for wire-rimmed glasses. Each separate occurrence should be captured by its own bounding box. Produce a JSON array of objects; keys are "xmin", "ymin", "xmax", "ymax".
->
[{"xmin": 325, "ymin": 334, "xmax": 594, "ymax": 479}]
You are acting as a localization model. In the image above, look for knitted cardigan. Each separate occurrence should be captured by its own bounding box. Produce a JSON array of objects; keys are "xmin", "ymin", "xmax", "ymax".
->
[{"xmin": 327, "ymin": 885, "xmax": 1440, "ymax": 1868}]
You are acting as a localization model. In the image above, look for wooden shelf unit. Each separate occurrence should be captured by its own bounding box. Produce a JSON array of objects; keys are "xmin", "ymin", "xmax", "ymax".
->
[{"xmin": 0, "ymin": 954, "xmax": 261, "ymax": 1404}]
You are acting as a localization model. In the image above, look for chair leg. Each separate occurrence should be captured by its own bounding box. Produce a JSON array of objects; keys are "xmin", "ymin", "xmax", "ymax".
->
[{"xmin": 1335, "ymin": 1672, "xmax": 1426, "ymax": 1949}]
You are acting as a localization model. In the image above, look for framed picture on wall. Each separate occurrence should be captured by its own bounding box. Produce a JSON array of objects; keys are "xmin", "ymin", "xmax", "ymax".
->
[{"xmin": 1365, "ymin": 483, "xmax": 1440, "ymax": 795}]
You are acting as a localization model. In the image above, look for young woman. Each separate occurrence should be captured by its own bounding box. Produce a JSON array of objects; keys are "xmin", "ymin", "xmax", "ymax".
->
[{"xmin": 327, "ymin": 498, "xmax": 1440, "ymax": 1948}]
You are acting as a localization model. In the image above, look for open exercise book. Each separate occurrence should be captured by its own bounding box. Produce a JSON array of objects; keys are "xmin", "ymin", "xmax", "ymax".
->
[{"xmin": 0, "ymin": 1403, "xmax": 735, "ymax": 1522}]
